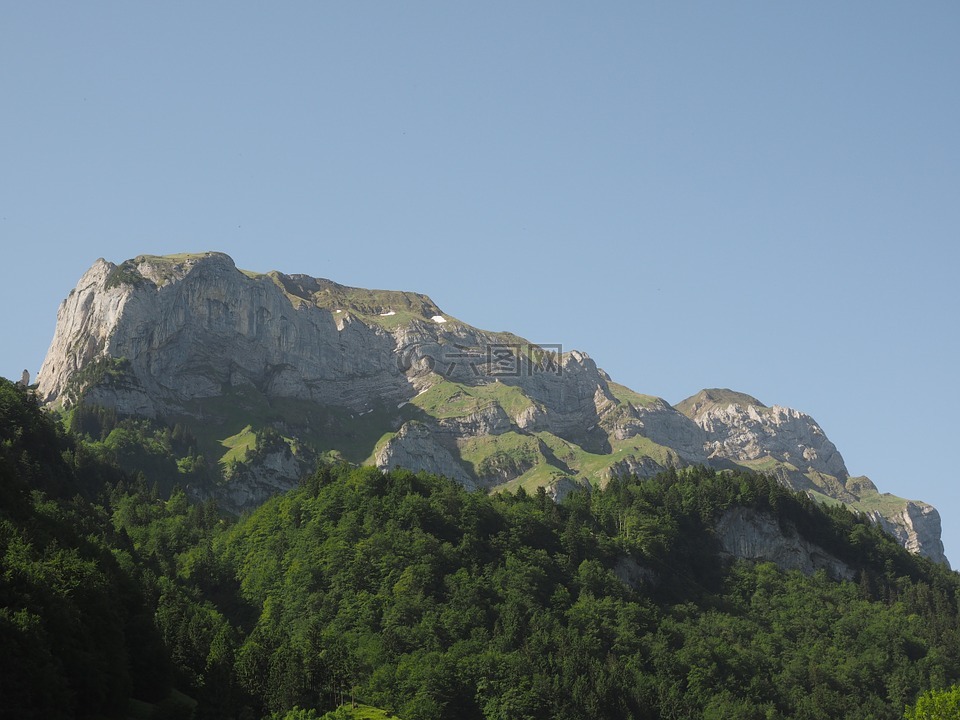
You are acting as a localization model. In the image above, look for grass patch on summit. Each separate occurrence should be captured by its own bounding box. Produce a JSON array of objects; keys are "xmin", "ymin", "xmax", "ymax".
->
[{"xmin": 850, "ymin": 491, "xmax": 912, "ymax": 515}]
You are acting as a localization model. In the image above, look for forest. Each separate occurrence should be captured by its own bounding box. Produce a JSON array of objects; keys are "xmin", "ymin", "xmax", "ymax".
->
[{"xmin": 2, "ymin": 376, "xmax": 960, "ymax": 720}]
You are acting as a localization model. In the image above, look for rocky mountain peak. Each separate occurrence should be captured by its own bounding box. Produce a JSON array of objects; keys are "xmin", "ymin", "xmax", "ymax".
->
[
  {"xmin": 675, "ymin": 388, "xmax": 766, "ymax": 416},
  {"xmin": 677, "ymin": 388, "xmax": 848, "ymax": 479}
]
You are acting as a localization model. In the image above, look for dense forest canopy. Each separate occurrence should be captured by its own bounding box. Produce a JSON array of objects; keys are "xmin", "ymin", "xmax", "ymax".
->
[{"xmin": 2, "ymin": 377, "xmax": 960, "ymax": 719}]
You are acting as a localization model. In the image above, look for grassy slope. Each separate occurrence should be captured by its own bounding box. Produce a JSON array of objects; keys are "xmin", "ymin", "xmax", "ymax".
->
[
  {"xmin": 409, "ymin": 378, "xmax": 534, "ymax": 419},
  {"xmin": 408, "ymin": 377, "xmax": 681, "ymax": 491},
  {"xmin": 486, "ymin": 430, "xmax": 681, "ymax": 494},
  {"xmin": 220, "ymin": 424, "xmax": 257, "ymax": 465},
  {"xmin": 606, "ymin": 381, "xmax": 663, "ymax": 409},
  {"xmin": 263, "ymin": 270, "xmax": 457, "ymax": 331},
  {"xmin": 848, "ymin": 488, "xmax": 916, "ymax": 515}
]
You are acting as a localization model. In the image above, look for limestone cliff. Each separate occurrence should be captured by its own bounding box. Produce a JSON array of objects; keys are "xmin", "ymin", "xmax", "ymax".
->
[
  {"xmin": 375, "ymin": 421, "xmax": 477, "ymax": 491},
  {"xmin": 715, "ymin": 507, "xmax": 855, "ymax": 580},
  {"xmin": 35, "ymin": 252, "xmax": 949, "ymax": 565},
  {"xmin": 868, "ymin": 503, "xmax": 948, "ymax": 566},
  {"xmin": 677, "ymin": 389, "xmax": 847, "ymax": 478},
  {"xmin": 38, "ymin": 253, "xmax": 420, "ymax": 415}
]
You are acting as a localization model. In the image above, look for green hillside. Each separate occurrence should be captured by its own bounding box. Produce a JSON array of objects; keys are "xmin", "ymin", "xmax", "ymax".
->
[{"xmin": 4, "ymin": 376, "xmax": 960, "ymax": 719}]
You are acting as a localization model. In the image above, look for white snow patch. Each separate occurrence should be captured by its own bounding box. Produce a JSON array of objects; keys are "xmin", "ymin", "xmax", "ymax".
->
[
  {"xmin": 431, "ymin": 315, "xmax": 447, "ymax": 323},
  {"xmin": 380, "ymin": 310, "xmax": 396, "ymax": 316}
]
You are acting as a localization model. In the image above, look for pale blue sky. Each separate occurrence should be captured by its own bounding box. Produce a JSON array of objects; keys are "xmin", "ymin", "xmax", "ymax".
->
[{"xmin": 2, "ymin": 3, "xmax": 958, "ymax": 563}]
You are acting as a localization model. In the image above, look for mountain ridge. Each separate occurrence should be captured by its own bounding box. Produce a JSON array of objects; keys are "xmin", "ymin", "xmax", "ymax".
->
[{"xmin": 35, "ymin": 252, "xmax": 949, "ymax": 565}]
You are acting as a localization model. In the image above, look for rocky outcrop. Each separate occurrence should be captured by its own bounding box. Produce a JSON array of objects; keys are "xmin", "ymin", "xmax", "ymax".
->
[
  {"xmin": 621, "ymin": 507, "xmax": 862, "ymax": 589},
  {"xmin": 716, "ymin": 507, "xmax": 855, "ymax": 581},
  {"xmin": 38, "ymin": 253, "xmax": 619, "ymax": 435},
  {"xmin": 606, "ymin": 397, "xmax": 709, "ymax": 465},
  {"xmin": 375, "ymin": 421, "xmax": 477, "ymax": 490},
  {"xmin": 613, "ymin": 556, "xmax": 658, "ymax": 590},
  {"xmin": 679, "ymin": 389, "xmax": 847, "ymax": 478},
  {"xmin": 436, "ymin": 405, "xmax": 513, "ymax": 438},
  {"xmin": 518, "ymin": 351, "xmax": 618, "ymax": 437},
  {"xmin": 674, "ymin": 390, "xmax": 947, "ymax": 563},
  {"xmin": 604, "ymin": 455, "xmax": 670, "ymax": 480},
  {"xmin": 545, "ymin": 476, "xmax": 592, "ymax": 503},
  {"xmin": 868, "ymin": 502, "xmax": 949, "ymax": 567},
  {"xmin": 211, "ymin": 446, "xmax": 306, "ymax": 513}
]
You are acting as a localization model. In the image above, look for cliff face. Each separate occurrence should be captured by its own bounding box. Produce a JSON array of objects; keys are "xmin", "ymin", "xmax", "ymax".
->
[
  {"xmin": 716, "ymin": 507, "xmax": 856, "ymax": 580},
  {"xmin": 38, "ymin": 253, "xmax": 418, "ymax": 415},
  {"xmin": 678, "ymin": 389, "xmax": 847, "ymax": 478},
  {"xmin": 868, "ymin": 504, "xmax": 948, "ymax": 565},
  {"xmin": 35, "ymin": 253, "xmax": 949, "ymax": 564}
]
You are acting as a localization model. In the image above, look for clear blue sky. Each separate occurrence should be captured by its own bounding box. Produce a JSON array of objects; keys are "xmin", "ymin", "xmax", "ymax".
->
[{"xmin": 2, "ymin": 3, "xmax": 958, "ymax": 563}]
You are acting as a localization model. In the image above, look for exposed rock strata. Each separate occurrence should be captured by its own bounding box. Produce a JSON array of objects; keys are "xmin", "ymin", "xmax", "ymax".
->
[
  {"xmin": 679, "ymin": 390, "xmax": 847, "ymax": 477},
  {"xmin": 375, "ymin": 422, "xmax": 477, "ymax": 490},
  {"xmin": 868, "ymin": 503, "xmax": 948, "ymax": 566},
  {"xmin": 716, "ymin": 507, "xmax": 855, "ymax": 581}
]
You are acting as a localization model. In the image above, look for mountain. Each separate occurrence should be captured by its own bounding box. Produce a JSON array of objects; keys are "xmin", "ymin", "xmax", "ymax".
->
[{"xmin": 35, "ymin": 252, "xmax": 948, "ymax": 564}]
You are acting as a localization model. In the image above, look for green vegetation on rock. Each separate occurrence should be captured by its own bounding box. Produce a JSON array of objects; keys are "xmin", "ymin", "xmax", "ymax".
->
[
  {"xmin": 459, "ymin": 432, "xmax": 543, "ymax": 480},
  {"xmin": 220, "ymin": 424, "xmax": 258, "ymax": 466},
  {"xmin": 104, "ymin": 259, "xmax": 147, "ymax": 289},
  {"xmin": 607, "ymin": 381, "xmax": 663, "ymax": 409},
  {"xmin": 61, "ymin": 355, "xmax": 132, "ymax": 407},
  {"xmin": 409, "ymin": 378, "xmax": 533, "ymax": 420}
]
